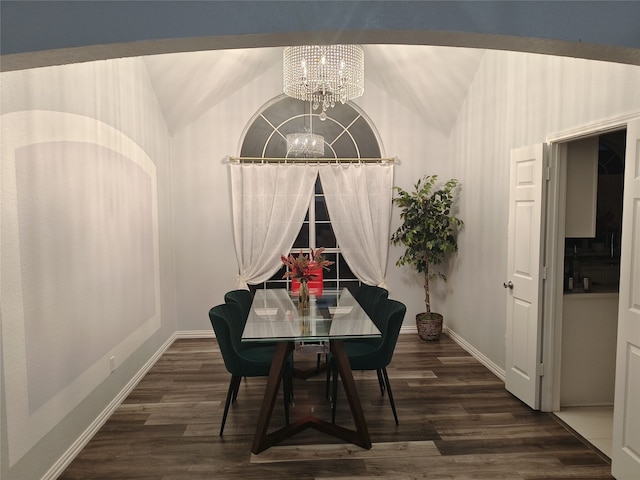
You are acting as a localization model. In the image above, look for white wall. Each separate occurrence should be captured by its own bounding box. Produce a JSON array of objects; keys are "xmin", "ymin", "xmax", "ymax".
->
[
  {"xmin": 170, "ymin": 60, "xmax": 454, "ymax": 332},
  {"xmin": 171, "ymin": 59, "xmax": 283, "ymax": 332},
  {"xmin": 446, "ymin": 50, "xmax": 640, "ymax": 368},
  {"xmin": 0, "ymin": 58, "xmax": 175, "ymax": 480}
]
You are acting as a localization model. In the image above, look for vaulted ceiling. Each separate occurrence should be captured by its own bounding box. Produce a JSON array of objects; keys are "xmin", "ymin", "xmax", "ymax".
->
[{"xmin": 142, "ymin": 45, "xmax": 486, "ymax": 136}]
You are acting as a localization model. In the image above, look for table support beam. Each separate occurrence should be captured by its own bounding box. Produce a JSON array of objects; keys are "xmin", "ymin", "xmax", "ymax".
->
[{"xmin": 251, "ymin": 339, "xmax": 372, "ymax": 454}]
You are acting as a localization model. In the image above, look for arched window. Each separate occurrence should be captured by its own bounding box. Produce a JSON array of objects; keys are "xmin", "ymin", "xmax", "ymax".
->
[
  {"xmin": 238, "ymin": 96, "xmax": 386, "ymax": 291},
  {"xmin": 239, "ymin": 95, "xmax": 383, "ymax": 159}
]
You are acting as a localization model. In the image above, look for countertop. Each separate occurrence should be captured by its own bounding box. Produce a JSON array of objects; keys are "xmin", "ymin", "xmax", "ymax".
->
[{"xmin": 564, "ymin": 283, "xmax": 619, "ymax": 297}]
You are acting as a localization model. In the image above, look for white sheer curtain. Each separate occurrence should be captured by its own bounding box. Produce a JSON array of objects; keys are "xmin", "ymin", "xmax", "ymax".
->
[
  {"xmin": 318, "ymin": 163, "xmax": 394, "ymax": 287},
  {"xmin": 230, "ymin": 163, "xmax": 318, "ymax": 289}
]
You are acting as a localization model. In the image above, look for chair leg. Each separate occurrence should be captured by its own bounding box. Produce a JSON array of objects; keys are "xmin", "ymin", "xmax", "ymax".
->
[
  {"xmin": 376, "ymin": 369, "xmax": 385, "ymax": 395},
  {"xmin": 232, "ymin": 376, "xmax": 243, "ymax": 403},
  {"xmin": 284, "ymin": 372, "xmax": 290, "ymax": 403},
  {"xmin": 325, "ymin": 361, "xmax": 332, "ymax": 398},
  {"xmin": 381, "ymin": 367, "xmax": 399, "ymax": 425},
  {"xmin": 288, "ymin": 368, "xmax": 295, "ymax": 403},
  {"xmin": 282, "ymin": 374, "xmax": 290, "ymax": 425},
  {"xmin": 331, "ymin": 366, "xmax": 339, "ymax": 424},
  {"xmin": 220, "ymin": 375, "xmax": 241, "ymax": 436}
]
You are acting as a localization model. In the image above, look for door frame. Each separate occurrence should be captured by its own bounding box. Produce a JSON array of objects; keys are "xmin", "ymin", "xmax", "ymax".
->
[{"xmin": 540, "ymin": 112, "xmax": 639, "ymax": 413}]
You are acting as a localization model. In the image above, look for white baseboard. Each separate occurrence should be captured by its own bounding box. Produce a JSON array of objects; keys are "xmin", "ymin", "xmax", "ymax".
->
[
  {"xmin": 444, "ymin": 327, "xmax": 506, "ymax": 381},
  {"xmin": 399, "ymin": 325, "xmax": 415, "ymax": 335},
  {"xmin": 176, "ymin": 329, "xmax": 215, "ymax": 338},
  {"xmin": 42, "ymin": 333, "xmax": 178, "ymax": 480}
]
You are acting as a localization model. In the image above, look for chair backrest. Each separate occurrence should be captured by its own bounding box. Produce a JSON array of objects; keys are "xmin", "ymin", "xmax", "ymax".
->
[
  {"xmin": 354, "ymin": 284, "xmax": 389, "ymax": 328},
  {"xmin": 208, "ymin": 303, "xmax": 275, "ymax": 377},
  {"xmin": 224, "ymin": 289, "xmax": 254, "ymax": 323},
  {"xmin": 208, "ymin": 303, "xmax": 242, "ymax": 375},
  {"xmin": 369, "ymin": 298, "xmax": 406, "ymax": 367}
]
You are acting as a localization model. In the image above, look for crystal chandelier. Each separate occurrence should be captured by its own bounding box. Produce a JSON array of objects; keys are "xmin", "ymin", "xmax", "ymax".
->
[
  {"xmin": 286, "ymin": 131, "xmax": 325, "ymax": 157},
  {"xmin": 283, "ymin": 45, "xmax": 364, "ymax": 120},
  {"xmin": 286, "ymin": 102, "xmax": 325, "ymax": 157}
]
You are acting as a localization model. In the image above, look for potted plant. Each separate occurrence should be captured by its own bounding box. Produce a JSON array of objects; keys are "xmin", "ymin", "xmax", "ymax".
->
[{"xmin": 390, "ymin": 175, "xmax": 463, "ymax": 340}]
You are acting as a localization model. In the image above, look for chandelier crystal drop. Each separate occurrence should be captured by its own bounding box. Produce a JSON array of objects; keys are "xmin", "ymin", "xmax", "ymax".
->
[{"xmin": 283, "ymin": 45, "xmax": 364, "ymax": 120}]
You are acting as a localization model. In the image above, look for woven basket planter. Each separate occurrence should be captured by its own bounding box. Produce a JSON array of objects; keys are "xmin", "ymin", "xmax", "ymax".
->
[{"xmin": 416, "ymin": 312, "xmax": 443, "ymax": 341}]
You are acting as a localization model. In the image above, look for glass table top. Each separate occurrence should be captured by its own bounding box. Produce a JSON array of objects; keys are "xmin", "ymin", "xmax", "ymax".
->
[{"xmin": 242, "ymin": 288, "xmax": 381, "ymax": 342}]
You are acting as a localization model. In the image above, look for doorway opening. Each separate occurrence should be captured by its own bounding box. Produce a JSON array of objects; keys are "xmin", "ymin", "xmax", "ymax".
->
[{"xmin": 548, "ymin": 129, "xmax": 626, "ymax": 459}]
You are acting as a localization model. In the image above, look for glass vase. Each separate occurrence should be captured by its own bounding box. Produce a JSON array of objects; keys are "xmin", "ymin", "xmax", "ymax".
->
[{"xmin": 298, "ymin": 279, "xmax": 310, "ymax": 316}]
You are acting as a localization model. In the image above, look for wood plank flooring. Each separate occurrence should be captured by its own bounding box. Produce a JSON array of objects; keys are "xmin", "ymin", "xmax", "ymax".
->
[{"xmin": 59, "ymin": 334, "xmax": 612, "ymax": 479}]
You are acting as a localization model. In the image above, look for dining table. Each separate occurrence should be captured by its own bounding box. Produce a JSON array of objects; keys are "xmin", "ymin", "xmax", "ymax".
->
[{"xmin": 242, "ymin": 287, "xmax": 381, "ymax": 454}]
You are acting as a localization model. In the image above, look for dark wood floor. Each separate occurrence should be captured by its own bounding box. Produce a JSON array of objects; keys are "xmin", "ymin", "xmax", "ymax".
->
[{"xmin": 60, "ymin": 334, "xmax": 612, "ymax": 479}]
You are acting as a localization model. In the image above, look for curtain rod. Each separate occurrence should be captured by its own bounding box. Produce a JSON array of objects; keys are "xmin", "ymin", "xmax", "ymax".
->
[{"xmin": 227, "ymin": 156, "xmax": 396, "ymax": 165}]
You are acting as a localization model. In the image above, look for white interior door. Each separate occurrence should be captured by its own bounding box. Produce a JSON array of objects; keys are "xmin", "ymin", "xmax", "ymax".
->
[
  {"xmin": 505, "ymin": 144, "xmax": 546, "ymax": 410},
  {"xmin": 612, "ymin": 117, "xmax": 640, "ymax": 479}
]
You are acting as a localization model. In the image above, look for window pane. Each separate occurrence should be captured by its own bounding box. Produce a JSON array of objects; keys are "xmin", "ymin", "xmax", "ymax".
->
[
  {"xmin": 263, "ymin": 136, "xmax": 288, "ymax": 158},
  {"xmin": 268, "ymin": 264, "xmax": 287, "ymax": 282},
  {"xmin": 341, "ymin": 280, "xmax": 361, "ymax": 294},
  {"xmin": 316, "ymin": 223, "xmax": 336, "ymax": 247},
  {"xmin": 331, "ymin": 135, "xmax": 359, "ymax": 157},
  {"xmin": 261, "ymin": 96, "xmax": 306, "ymax": 128},
  {"xmin": 265, "ymin": 280, "xmax": 287, "ymax": 290},
  {"xmin": 293, "ymin": 223, "xmax": 309, "ymax": 248},
  {"xmin": 349, "ymin": 117, "xmax": 382, "ymax": 158},
  {"xmin": 322, "ymin": 252, "xmax": 338, "ymax": 280},
  {"xmin": 338, "ymin": 254, "xmax": 355, "ymax": 279},
  {"xmin": 240, "ymin": 116, "xmax": 273, "ymax": 157},
  {"xmin": 323, "ymin": 280, "xmax": 338, "ymax": 291},
  {"xmin": 315, "ymin": 196, "xmax": 329, "ymax": 221}
]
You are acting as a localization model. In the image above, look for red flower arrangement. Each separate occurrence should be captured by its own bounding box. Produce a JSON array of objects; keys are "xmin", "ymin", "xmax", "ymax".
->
[{"xmin": 280, "ymin": 247, "xmax": 334, "ymax": 282}]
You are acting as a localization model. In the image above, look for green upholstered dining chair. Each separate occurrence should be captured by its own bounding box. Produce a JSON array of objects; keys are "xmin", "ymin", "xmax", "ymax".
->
[
  {"xmin": 314, "ymin": 284, "xmax": 388, "ymax": 376},
  {"xmin": 327, "ymin": 298, "xmax": 406, "ymax": 425},
  {"xmin": 354, "ymin": 284, "xmax": 389, "ymax": 323},
  {"xmin": 208, "ymin": 303, "xmax": 292, "ymax": 436},
  {"xmin": 350, "ymin": 284, "xmax": 389, "ymax": 391},
  {"xmin": 224, "ymin": 289, "xmax": 253, "ymax": 324},
  {"xmin": 224, "ymin": 288, "xmax": 280, "ymax": 353}
]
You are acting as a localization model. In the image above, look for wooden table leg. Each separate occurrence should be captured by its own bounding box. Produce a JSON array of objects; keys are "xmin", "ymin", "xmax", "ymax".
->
[
  {"xmin": 329, "ymin": 339, "xmax": 372, "ymax": 449},
  {"xmin": 251, "ymin": 342, "xmax": 294, "ymax": 454},
  {"xmin": 251, "ymin": 339, "xmax": 372, "ymax": 454}
]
